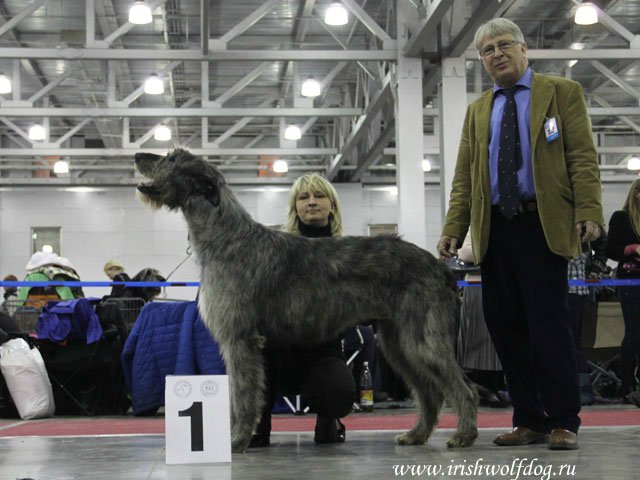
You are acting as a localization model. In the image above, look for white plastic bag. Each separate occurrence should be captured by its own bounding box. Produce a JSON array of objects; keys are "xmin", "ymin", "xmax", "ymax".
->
[{"xmin": 0, "ymin": 338, "xmax": 55, "ymax": 419}]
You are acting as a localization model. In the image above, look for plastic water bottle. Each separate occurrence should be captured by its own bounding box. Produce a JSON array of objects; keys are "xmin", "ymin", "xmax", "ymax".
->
[{"xmin": 359, "ymin": 361, "xmax": 374, "ymax": 412}]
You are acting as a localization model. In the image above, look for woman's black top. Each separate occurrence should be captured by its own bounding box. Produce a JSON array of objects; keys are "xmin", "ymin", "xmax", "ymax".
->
[{"xmin": 605, "ymin": 210, "xmax": 640, "ymax": 278}]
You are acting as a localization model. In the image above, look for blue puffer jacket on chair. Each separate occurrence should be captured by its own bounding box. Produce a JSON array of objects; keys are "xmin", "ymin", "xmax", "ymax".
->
[{"xmin": 121, "ymin": 301, "xmax": 225, "ymax": 415}]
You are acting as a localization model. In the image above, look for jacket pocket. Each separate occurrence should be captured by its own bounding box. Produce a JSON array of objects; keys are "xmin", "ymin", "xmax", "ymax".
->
[{"xmin": 558, "ymin": 184, "xmax": 574, "ymax": 202}]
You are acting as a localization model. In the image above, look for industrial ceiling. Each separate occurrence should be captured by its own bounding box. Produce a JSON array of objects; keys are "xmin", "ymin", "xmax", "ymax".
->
[{"xmin": 0, "ymin": 0, "xmax": 638, "ymax": 187}]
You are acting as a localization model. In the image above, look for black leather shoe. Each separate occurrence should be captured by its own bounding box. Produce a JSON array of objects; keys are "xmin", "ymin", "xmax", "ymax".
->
[
  {"xmin": 314, "ymin": 416, "xmax": 346, "ymax": 444},
  {"xmin": 493, "ymin": 427, "xmax": 548, "ymax": 446}
]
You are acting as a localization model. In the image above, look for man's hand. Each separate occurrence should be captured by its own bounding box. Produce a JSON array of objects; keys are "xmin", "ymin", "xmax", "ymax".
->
[
  {"xmin": 575, "ymin": 220, "xmax": 601, "ymax": 243},
  {"xmin": 437, "ymin": 236, "xmax": 459, "ymax": 259}
]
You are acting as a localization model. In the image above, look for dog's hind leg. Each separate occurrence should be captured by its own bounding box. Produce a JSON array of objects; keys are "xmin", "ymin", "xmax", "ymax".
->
[
  {"xmin": 440, "ymin": 361, "xmax": 479, "ymax": 448},
  {"xmin": 219, "ymin": 335, "xmax": 266, "ymax": 453},
  {"xmin": 379, "ymin": 300, "xmax": 478, "ymax": 448},
  {"xmin": 377, "ymin": 324, "xmax": 445, "ymax": 446}
]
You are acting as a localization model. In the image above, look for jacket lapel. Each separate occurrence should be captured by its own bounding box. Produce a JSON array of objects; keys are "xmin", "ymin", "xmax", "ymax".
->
[
  {"xmin": 476, "ymin": 91, "xmax": 493, "ymax": 190},
  {"xmin": 530, "ymin": 72, "xmax": 554, "ymax": 150}
]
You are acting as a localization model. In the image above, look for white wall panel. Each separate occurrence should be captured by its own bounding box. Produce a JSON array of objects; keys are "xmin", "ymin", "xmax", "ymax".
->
[{"xmin": 0, "ymin": 183, "xmax": 632, "ymax": 301}]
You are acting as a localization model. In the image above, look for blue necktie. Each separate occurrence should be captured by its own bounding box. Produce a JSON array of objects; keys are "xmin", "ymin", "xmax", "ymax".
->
[{"xmin": 498, "ymin": 86, "xmax": 521, "ymax": 220}]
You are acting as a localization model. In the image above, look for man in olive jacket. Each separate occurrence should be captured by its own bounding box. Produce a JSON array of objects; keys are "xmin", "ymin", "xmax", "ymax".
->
[{"xmin": 438, "ymin": 18, "xmax": 603, "ymax": 451}]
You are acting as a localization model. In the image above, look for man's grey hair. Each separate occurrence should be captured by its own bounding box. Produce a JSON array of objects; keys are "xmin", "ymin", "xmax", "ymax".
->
[{"xmin": 473, "ymin": 18, "xmax": 526, "ymax": 51}]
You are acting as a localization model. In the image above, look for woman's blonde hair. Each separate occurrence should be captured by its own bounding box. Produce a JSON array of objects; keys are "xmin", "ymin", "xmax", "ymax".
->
[
  {"xmin": 283, "ymin": 173, "xmax": 343, "ymax": 236},
  {"xmin": 623, "ymin": 178, "xmax": 640, "ymax": 237}
]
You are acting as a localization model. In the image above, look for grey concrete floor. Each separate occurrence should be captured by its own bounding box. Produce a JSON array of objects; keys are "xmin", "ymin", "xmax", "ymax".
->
[{"xmin": 1, "ymin": 426, "xmax": 639, "ymax": 480}]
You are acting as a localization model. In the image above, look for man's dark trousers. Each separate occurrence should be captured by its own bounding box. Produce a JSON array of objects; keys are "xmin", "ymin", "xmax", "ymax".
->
[{"xmin": 481, "ymin": 208, "xmax": 581, "ymax": 433}]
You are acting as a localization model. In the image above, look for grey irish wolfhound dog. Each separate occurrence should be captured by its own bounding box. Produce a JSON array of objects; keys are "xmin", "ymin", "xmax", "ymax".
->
[{"xmin": 134, "ymin": 149, "xmax": 478, "ymax": 453}]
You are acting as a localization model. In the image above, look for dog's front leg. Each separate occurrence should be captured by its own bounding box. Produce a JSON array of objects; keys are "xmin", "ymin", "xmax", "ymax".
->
[{"xmin": 223, "ymin": 336, "xmax": 265, "ymax": 453}]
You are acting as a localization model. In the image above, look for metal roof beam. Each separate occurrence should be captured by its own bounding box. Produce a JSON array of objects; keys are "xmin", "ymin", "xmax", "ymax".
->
[
  {"xmin": 350, "ymin": 118, "xmax": 395, "ymax": 182},
  {"xmin": 0, "ymin": 107, "xmax": 363, "ymax": 117},
  {"xmin": 0, "ymin": 117, "xmax": 31, "ymax": 143},
  {"xmin": 593, "ymin": 4, "xmax": 638, "ymax": 45},
  {"xmin": 0, "ymin": 0, "xmax": 49, "ymax": 39},
  {"xmin": 0, "ymin": 148, "xmax": 338, "ymax": 156},
  {"xmin": 55, "ymin": 119, "xmax": 92, "ymax": 146},
  {"xmin": 588, "ymin": 107, "xmax": 640, "ymax": 116},
  {"xmin": 404, "ymin": 0, "xmax": 454, "ymax": 57},
  {"xmin": 589, "ymin": 60, "xmax": 640, "ymax": 101},
  {"xmin": 213, "ymin": 0, "xmax": 279, "ymax": 47},
  {"xmin": 26, "ymin": 70, "xmax": 72, "ymax": 104},
  {"xmin": 211, "ymin": 99, "xmax": 274, "ymax": 146},
  {"xmin": 102, "ymin": 0, "xmax": 168, "ymax": 46},
  {"xmin": 326, "ymin": 75, "xmax": 392, "ymax": 180},
  {"xmin": 0, "ymin": 47, "xmax": 396, "ymax": 61},
  {"xmin": 121, "ymin": 61, "xmax": 181, "ymax": 106},
  {"xmin": 211, "ymin": 62, "xmax": 271, "ymax": 106},
  {"xmin": 134, "ymin": 98, "xmax": 199, "ymax": 146},
  {"xmin": 341, "ymin": 0, "xmax": 394, "ymax": 46}
]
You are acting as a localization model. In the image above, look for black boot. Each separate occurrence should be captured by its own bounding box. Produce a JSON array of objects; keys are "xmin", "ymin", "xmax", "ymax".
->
[
  {"xmin": 249, "ymin": 410, "xmax": 271, "ymax": 448},
  {"xmin": 314, "ymin": 416, "xmax": 346, "ymax": 444}
]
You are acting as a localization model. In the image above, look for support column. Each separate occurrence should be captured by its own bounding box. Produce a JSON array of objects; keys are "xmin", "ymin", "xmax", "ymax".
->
[
  {"xmin": 395, "ymin": 1, "xmax": 426, "ymax": 248},
  {"xmin": 439, "ymin": 57, "xmax": 467, "ymax": 219}
]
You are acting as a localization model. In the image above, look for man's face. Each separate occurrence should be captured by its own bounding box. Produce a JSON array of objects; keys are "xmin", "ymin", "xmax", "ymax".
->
[{"xmin": 479, "ymin": 34, "xmax": 529, "ymax": 87}]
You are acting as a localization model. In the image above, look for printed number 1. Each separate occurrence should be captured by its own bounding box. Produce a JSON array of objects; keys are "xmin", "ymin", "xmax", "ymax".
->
[{"xmin": 178, "ymin": 401, "xmax": 204, "ymax": 451}]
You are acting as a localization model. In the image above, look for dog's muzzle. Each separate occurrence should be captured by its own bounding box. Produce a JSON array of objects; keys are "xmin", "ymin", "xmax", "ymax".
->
[{"xmin": 137, "ymin": 181, "xmax": 159, "ymax": 195}]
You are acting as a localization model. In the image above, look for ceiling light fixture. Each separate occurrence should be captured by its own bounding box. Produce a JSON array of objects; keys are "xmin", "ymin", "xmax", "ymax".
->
[
  {"xmin": 53, "ymin": 160, "xmax": 69, "ymax": 174},
  {"xmin": 628, "ymin": 157, "xmax": 640, "ymax": 171},
  {"xmin": 324, "ymin": 3, "xmax": 348, "ymax": 26},
  {"xmin": 574, "ymin": 3, "xmax": 598, "ymax": 25},
  {"xmin": 421, "ymin": 159, "xmax": 432, "ymax": 172},
  {"xmin": 144, "ymin": 74, "xmax": 164, "ymax": 94},
  {"xmin": 28, "ymin": 124, "xmax": 46, "ymax": 140},
  {"xmin": 273, "ymin": 160, "xmax": 289, "ymax": 173},
  {"xmin": 129, "ymin": 1, "xmax": 153, "ymax": 25},
  {"xmin": 154, "ymin": 124, "xmax": 172, "ymax": 141},
  {"xmin": 0, "ymin": 73, "xmax": 11, "ymax": 94},
  {"xmin": 301, "ymin": 78, "xmax": 321, "ymax": 98},
  {"xmin": 284, "ymin": 125, "xmax": 301, "ymax": 141}
]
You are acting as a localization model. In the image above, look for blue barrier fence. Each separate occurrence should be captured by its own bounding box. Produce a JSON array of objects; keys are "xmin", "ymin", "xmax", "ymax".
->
[{"xmin": 2, "ymin": 279, "xmax": 640, "ymax": 289}]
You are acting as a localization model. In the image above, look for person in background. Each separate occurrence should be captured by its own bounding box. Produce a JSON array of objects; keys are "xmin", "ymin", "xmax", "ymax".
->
[
  {"xmin": 1, "ymin": 274, "xmax": 18, "ymax": 316},
  {"xmin": 605, "ymin": 179, "xmax": 640, "ymax": 405},
  {"xmin": 249, "ymin": 173, "xmax": 357, "ymax": 448},
  {"xmin": 437, "ymin": 18, "xmax": 603, "ymax": 450},
  {"xmin": 103, "ymin": 259, "xmax": 130, "ymax": 298}
]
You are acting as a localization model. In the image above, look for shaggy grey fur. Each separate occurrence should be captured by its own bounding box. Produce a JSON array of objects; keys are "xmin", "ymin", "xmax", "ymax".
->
[{"xmin": 134, "ymin": 149, "xmax": 478, "ymax": 453}]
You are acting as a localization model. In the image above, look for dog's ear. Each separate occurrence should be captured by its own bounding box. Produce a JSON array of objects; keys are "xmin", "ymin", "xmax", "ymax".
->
[{"xmin": 203, "ymin": 183, "xmax": 220, "ymax": 207}]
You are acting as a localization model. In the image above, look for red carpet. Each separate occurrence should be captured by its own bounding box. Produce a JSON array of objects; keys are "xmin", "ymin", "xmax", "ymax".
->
[{"xmin": 0, "ymin": 408, "xmax": 638, "ymax": 437}]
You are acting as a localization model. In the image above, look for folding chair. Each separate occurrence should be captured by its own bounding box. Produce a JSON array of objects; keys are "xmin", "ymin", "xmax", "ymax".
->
[{"xmin": 581, "ymin": 300, "xmax": 625, "ymax": 392}]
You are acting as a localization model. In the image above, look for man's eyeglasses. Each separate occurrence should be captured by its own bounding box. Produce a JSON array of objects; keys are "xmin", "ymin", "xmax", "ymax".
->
[{"xmin": 480, "ymin": 40, "xmax": 521, "ymax": 58}]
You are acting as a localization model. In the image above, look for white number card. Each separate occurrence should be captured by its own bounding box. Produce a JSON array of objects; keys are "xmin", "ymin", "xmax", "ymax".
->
[{"xmin": 165, "ymin": 375, "xmax": 231, "ymax": 465}]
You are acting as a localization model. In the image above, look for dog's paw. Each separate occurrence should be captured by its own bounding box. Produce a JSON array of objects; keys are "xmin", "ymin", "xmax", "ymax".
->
[
  {"xmin": 231, "ymin": 437, "xmax": 250, "ymax": 453},
  {"xmin": 395, "ymin": 431, "xmax": 426, "ymax": 446},
  {"xmin": 446, "ymin": 430, "xmax": 478, "ymax": 448},
  {"xmin": 231, "ymin": 442, "xmax": 247, "ymax": 453}
]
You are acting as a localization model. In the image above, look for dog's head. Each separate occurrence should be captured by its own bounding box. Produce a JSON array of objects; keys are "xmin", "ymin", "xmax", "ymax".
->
[{"xmin": 134, "ymin": 149, "xmax": 224, "ymax": 210}]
